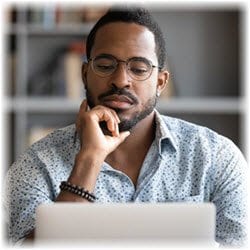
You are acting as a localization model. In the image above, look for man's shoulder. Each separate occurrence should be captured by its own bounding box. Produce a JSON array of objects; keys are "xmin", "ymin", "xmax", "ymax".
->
[
  {"xmin": 160, "ymin": 114, "xmax": 214, "ymax": 134},
  {"xmin": 8, "ymin": 124, "xmax": 76, "ymax": 181},
  {"xmin": 159, "ymin": 114, "xmax": 246, "ymax": 167},
  {"xmin": 159, "ymin": 114, "xmax": 231, "ymax": 147},
  {"xmin": 30, "ymin": 124, "xmax": 76, "ymax": 151}
]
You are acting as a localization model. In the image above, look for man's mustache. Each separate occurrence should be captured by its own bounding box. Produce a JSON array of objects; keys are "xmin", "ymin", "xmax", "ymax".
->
[{"xmin": 98, "ymin": 87, "xmax": 138, "ymax": 104}]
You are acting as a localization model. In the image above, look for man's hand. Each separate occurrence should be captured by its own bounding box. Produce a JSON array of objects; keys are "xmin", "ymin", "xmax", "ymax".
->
[
  {"xmin": 76, "ymin": 99, "xmax": 130, "ymax": 159},
  {"xmin": 56, "ymin": 99, "xmax": 130, "ymax": 199}
]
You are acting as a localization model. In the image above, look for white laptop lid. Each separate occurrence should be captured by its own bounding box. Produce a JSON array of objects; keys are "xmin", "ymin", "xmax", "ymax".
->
[{"xmin": 35, "ymin": 203, "xmax": 216, "ymax": 246}]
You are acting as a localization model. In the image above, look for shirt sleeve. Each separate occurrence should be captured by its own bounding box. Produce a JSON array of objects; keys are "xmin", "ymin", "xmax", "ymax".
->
[
  {"xmin": 211, "ymin": 137, "xmax": 248, "ymax": 247},
  {"xmin": 3, "ymin": 148, "xmax": 54, "ymax": 244}
]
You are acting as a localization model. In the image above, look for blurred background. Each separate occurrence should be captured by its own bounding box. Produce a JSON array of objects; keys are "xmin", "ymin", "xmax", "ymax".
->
[{"xmin": 3, "ymin": 3, "xmax": 246, "ymax": 167}]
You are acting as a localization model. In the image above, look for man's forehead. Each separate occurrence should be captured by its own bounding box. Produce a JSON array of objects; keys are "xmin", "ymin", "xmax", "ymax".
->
[
  {"xmin": 91, "ymin": 22, "xmax": 157, "ymax": 60},
  {"xmin": 94, "ymin": 21, "xmax": 155, "ymax": 41}
]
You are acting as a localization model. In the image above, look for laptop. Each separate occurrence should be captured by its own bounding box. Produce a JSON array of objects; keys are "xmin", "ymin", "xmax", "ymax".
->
[{"xmin": 35, "ymin": 202, "xmax": 217, "ymax": 247}]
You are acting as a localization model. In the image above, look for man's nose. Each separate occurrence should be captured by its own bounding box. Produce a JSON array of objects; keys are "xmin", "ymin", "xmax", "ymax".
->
[{"xmin": 109, "ymin": 63, "xmax": 132, "ymax": 88}]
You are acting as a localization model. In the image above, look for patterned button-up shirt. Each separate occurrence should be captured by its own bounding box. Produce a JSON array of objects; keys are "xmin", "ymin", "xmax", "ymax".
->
[{"xmin": 4, "ymin": 110, "xmax": 247, "ymax": 246}]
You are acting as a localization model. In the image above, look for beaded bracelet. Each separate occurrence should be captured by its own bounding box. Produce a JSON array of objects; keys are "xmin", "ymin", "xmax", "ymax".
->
[{"xmin": 60, "ymin": 181, "xmax": 96, "ymax": 202}]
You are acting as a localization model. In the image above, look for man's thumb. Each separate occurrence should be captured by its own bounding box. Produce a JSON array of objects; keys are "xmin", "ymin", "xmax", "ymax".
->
[{"xmin": 119, "ymin": 131, "xmax": 130, "ymax": 142}]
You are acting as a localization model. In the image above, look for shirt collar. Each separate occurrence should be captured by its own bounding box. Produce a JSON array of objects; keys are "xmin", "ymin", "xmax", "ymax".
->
[
  {"xmin": 74, "ymin": 109, "xmax": 177, "ymax": 162},
  {"xmin": 100, "ymin": 110, "xmax": 177, "ymax": 173},
  {"xmin": 154, "ymin": 109, "xmax": 177, "ymax": 155}
]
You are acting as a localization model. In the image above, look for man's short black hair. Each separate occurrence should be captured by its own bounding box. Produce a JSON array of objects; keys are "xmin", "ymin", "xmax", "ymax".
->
[{"xmin": 86, "ymin": 6, "xmax": 167, "ymax": 70}]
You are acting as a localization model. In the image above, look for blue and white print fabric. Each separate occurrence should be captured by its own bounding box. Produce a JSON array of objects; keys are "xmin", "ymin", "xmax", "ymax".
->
[{"xmin": 4, "ymin": 110, "xmax": 247, "ymax": 246}]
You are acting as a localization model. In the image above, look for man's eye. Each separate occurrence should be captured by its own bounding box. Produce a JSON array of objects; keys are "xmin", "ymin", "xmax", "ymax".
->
[
  {"xmin": 96, "ymin": 65, "xmax": 115, "ymax": 71},
  {"xmin": 130, "ymin": 67, "xmax": 148, "ymax": 75}
]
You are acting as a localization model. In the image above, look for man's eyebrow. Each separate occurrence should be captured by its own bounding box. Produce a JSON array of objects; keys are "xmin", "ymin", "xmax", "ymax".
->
[
  {"xmin": 129, "ymin": 56, "xmax": 151, "ymax": 62},
  {"xmin": 94, "ymin": 53, "xmax": 115, "ymax": 59},
  {"xmin": 94, "ymin": 54, "xmax": 150, "ymax": 62}
]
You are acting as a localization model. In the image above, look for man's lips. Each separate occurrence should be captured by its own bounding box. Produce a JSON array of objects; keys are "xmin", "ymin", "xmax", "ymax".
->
[{"xmin": 101, "ymin": 95, "xmax": 134, "ymax": 109}]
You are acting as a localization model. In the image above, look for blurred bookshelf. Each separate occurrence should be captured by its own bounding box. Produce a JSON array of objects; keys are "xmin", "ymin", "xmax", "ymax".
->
[{"xmin": 4, "ymin": 4, "xmax": 246, "ymax": 166}]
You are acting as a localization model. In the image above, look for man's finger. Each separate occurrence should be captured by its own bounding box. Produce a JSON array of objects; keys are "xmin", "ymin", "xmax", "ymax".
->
[{"xmin": 79, "ymin": 99, "xmax": 88, "ymax": 112}]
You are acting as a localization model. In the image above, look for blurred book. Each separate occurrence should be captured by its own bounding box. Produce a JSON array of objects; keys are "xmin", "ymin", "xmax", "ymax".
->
[
  {"xmin": 27, "ymin": 47, "xmax": 67, "ymax": 96},
  {"xmin": 55, "ymin": 6, "xmax": 85, "ymax": 24},
  {"xmin": 8, "ymin": 53, "xmax": 16, "ymax": 96},
  {"xmin": 27, "ymin": 7, "xmax": 44, "ymax": 24},
  {"xmin": 28, "ymin": 126, "xmax": 56, "ymax": 145},
  {"xmin": 55, "ymin": 6, "xmax": 108, "ymax": 23},
  {"xmin": 6, "ymin": 6, "xmax": 17, "ymax": 23},
  {"xmin": 26, "ymin": 5, "xmax": 108, "ymax": 26},
  {"xmin": 64, "ymin": 41, "xmax": 86, "ymax": 99},
  {"xmin": 28, "ymin": 40, "xmax": 86, "ymax": 99},
  {"xmin": 82, "ymin": 7, "xmax": 108, "ymax": 22},
  {"xmin": 43, "ymin": 6, "xmax": 57, "ymax": 29},
  {"xmin": 8, "ymin": 34, "xmax": 16, "ymax": 96}
]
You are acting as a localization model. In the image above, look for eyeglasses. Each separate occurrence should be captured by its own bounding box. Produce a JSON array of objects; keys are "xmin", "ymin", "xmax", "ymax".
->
[{"xmin": 88, "ymin": 54, "xmax": 161, "ymax": 81}]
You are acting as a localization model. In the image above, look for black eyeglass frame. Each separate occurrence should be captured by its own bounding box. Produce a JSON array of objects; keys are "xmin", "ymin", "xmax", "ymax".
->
[{"xmin": 88, "ymin": 54, "xmax": 162, "ymax": 81}]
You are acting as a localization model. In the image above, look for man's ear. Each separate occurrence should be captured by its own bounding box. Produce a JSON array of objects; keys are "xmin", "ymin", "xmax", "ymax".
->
[
  {"xmin": 157, "ymin": 70, "xmax": 170, "ymax": 95},
  {"xmin": 81, "ymin": 63, "xmax": 88, "ymax": 88}
]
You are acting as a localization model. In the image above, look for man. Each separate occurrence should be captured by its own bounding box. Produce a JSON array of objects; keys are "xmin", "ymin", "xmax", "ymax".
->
[{"xmin": 4, "ymin": 7, "xmax": 247, "ymax": 246}]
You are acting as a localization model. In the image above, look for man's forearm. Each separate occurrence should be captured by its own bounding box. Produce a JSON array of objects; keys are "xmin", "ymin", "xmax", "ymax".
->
[{"xmin": 56, "ymin": 150, "xmax": 104, "ymax": 202}]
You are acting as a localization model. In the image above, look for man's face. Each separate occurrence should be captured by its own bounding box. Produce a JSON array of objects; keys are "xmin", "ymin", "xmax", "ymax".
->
[{"xmin": 83, "ymin": 22, "xmax": 166, "ymax": 131}]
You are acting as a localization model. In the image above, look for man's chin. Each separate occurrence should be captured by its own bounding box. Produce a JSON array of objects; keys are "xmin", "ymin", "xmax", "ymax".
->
[
  {"xmin": 118, "ymin": 120, "xmax": 135, "ymax": 132},
  {"xmin": 118, "ymin": 113, "xmax": 145, "ymax": 132}
]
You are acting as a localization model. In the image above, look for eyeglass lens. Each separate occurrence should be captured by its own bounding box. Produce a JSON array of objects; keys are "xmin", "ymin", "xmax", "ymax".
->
[{"xmin": 92, "ymin": 56, "xmax": 153, "ymax": 80}]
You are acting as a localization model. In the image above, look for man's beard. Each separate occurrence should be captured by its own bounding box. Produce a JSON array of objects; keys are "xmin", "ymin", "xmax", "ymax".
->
[{"xmin": 85, "ymin": 85, "xmax": 157, "ymax": 132}]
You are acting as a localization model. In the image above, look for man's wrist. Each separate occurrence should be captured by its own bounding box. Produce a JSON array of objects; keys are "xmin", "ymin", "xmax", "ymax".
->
[
  {"xmin": 76, "ymin": 149, "xmax": 107, "ymax": 164},
  {"xmin": 68, "ymin": 150, "xmax": 105, "ymax": 192}
]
